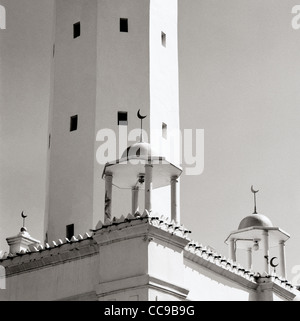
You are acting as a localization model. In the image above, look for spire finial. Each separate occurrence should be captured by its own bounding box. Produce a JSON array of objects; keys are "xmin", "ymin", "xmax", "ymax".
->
[
  {"xmin": 21, "ymin": 211, "xmax": 28, "ymax": 232},
  {"xmin": 137, "ymin": 109, "xmax": 147, "ymax": 142},
  {"xmin": 251, "ymin": 186, "xmax": 259, "ymax": 214}
]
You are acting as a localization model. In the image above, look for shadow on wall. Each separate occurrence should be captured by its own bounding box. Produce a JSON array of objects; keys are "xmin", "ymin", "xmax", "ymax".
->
[
  {"xmin": 184, "ymin": 257, "xmax": 250, "ymax": 301},
  {"xmin": 0, "ymin": 264, "xmax": 5, "ymax": 289},
  {"xmin": 0, "ymin": 5, "xmax": 6, "ymax": 30}
]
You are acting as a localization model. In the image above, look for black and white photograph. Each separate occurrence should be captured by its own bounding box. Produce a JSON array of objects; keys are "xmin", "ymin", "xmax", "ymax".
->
[{"xmin": 1, "ymin": 0, "xmax": 300, "ymax": 303}]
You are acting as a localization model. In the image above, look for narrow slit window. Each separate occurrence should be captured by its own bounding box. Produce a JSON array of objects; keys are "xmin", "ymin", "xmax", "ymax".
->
[
  {"xmin": 66, "ymin": 224, "xmax": 74, "ymax": 240},
  {"xmin": 118, "ymin": 112, "xmax": 128, "ymax": 126},
  {"xmin": 161, "ymin": 31, "xmax": 166, "ymax": 47},
  {"xmin": 73, "ymin": 22, "xmax": 81, "ymax": 39},
  {"xmin": 120, "ymin": 18, "xmax": 128, "ymax": 32},
  {"xmin": 162, "ymin": 122, "xmax": 167, "ymax": 139},
  {"xmin": 70, "ymin": 115, "xmax": 78, "ymax": 132}
]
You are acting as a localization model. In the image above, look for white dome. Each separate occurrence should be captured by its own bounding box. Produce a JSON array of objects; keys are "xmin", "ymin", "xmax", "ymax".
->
[
  {"xmin": 238, "ymin": 213, "xmax": 273, "ymax": 230},
  {"xmin": 121, "ymin": 142, "xmax": 160, "ymax": 159}
]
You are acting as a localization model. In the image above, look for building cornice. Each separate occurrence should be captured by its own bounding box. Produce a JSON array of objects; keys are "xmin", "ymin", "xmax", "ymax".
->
[
  {"xmin": 1, "ymin": 236, "xmax": 98, "ymax": 277},
  {"xmin": 0, "ymin": 214, "xmax": 191, "ymax": 277},
  {"xmin": 96, "ymin": 274, "xmax": 189, "ymax": 300},
  {"xmin": 184, "ymin": 246, "xmax": 296, "ymax": 299},
  {"xmin": 184, "ymin": 248, "xmax": 258, "ymax": 291},
  {"xmin": 93, "ymin": 214, "xmax": 191, "ymax": 250}
]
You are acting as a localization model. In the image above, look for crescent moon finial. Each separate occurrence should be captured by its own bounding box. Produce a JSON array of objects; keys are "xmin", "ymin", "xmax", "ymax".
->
[
  {"xmin": 137, "ymin": 109, "xmax": 147, "ymax": 142},
  {"xmin": 270, "ymin": 257, "xmax": 279, "ymax": 268},
  {"xmin": 270, "ymin": 257, "xmax": 279, "ymax": 274},
  {"xmin": 21, "ymin": 211, "xmax": 27, "ymax": 219},
  {"xmin": 21, "ymin": 211, "xmax": 28, "ymax": 230},
  {"xmin": 137, "ymin": 109, "xmax": 147, "ymax": 120}
]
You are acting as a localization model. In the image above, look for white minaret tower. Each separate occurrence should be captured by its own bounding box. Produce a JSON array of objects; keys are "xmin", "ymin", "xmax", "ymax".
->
[{"xmin": 45, "ymin": 0, "xmax": 180, "ymax": 243}]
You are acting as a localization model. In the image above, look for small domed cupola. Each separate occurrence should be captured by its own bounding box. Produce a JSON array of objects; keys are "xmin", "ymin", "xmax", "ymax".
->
[
  {"xmin": 225, "ymin": 186, "xmax": 290, "ymax": 277},
  {"xmin": 102, "ymin": 110, "xmax": 182, "ymax": 223}
]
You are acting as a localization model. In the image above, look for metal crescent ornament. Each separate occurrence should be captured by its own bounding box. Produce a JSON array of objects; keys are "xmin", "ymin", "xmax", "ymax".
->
[
  {"xmin": 270, "ymin": 257, "xmax": 279, "ymax": 268},
  {"xmin": 137, "ymin": 109, "xmax": 147, "ymax": 120},
  {"xmin": 21, "ymin": 211, "xmax": 27, "ymax": 219},
  {"xmin": 251, "ymin": 185, "xmax": 259, "ymax": 194}
]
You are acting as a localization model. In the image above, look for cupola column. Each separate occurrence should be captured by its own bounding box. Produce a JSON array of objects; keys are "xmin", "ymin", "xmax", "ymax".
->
[
  {"xmin": 104, "ymin": 173, "xmax": 113, "ymax": 220},
  {"xmin": 247, "ymin": 248, "xmax": 253, "ymax": 270},
  {"xmin": 132, "ymin": 187, "xmax": 139, "ymax": 215},
  {"xmin": 145, "ymin": 163, "xmax": 153, "ymax": 213},
  {"xmin": 279, "ymin": 241, "xmax": 286, "ymax": 279},
  {"xmin": 229, "ymin": 239, "xmax": 236, "ymax": 262},
  {"xmin": 171, "ymin": 176, "xmax": 179, "ymax": 223},
  {"xmin": 262, "ymin": 230, "xmax": 270, "ymax": 274}
]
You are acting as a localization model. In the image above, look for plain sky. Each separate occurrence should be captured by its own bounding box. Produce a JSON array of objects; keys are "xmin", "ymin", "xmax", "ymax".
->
[{"xmin": 1, "ymin": 0, "xmax": 300, "ymax": 281}]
